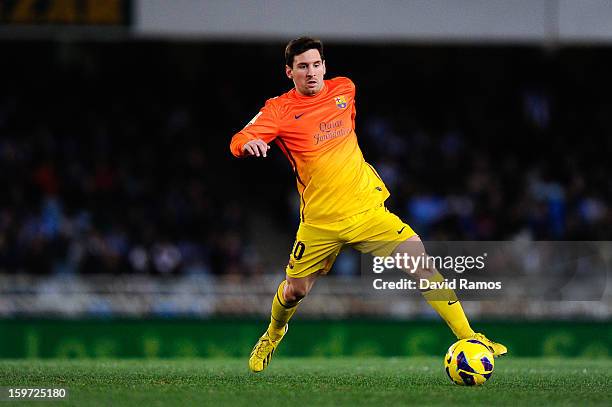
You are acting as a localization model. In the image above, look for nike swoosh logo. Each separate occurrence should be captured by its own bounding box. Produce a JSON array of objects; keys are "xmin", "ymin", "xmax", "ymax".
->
[
  {"xmin": 397, "ymin": 226, "xmax": 406, "ymax": 234},
  {"xmin": 448, "ymin": 301, "xmax": 458, "ymax": 305},
  {"xmin": 294, "ymin": 113, "xmax": 305, "ymax": 119}
]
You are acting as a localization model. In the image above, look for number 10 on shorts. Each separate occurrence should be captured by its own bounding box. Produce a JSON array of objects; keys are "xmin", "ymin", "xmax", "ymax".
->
[{"xmin": 292, "ymin": 241, "xmax": 305, "ymax": 260}]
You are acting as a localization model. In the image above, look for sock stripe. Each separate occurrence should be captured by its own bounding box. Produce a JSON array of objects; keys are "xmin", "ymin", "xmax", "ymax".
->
[
  {"xmin": 276, "ymin": 292, "xmax": 295, "ymax": 309},
  {"xmin": 268, "ymin": 280, "xmax": 300, "ymax": 337}
]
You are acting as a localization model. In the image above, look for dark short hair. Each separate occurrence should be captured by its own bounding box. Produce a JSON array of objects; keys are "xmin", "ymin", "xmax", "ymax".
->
[{"xmin": 285, "ymin": 37, "xmax": 324, "ymax": 67}]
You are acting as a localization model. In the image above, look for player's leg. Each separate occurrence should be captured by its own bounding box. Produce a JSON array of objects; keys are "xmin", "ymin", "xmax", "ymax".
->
[
  {"xmin": 392, "ymin": 236, "xmax": 507, "ymax": 356},
  {"xmin": 392, "ymin": 235, "xmax": 474, "ymax": 338},
  {"xmin": 267, "ymin": 271, "xmax": 321, "ymax": 341},
  {"xmin": 249, "ymin": 271, "xmax": 323, "ymax": 373},
  {"xmin": 350, "ymin": 205, "xmax": 507, "ymax": 356},
  {"xmin": 249, "ymin": 223, "xmax": 342, "ymax": 372}
]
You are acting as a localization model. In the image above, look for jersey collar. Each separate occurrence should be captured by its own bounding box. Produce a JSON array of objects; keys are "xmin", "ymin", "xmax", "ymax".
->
[{"xmin": 292, "ymin": 81, "xmax": 328, "ymax": 101}]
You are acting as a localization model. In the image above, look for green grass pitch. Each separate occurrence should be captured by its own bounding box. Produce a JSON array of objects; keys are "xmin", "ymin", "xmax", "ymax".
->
[{"xmin": 0, "ymin": 357, "xmax": 610, "ymax": 406}]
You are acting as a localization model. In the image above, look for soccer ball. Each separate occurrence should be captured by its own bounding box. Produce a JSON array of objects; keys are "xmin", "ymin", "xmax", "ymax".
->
[{"xmin": 444, "ymin": 339, "xmax": 495, "ymax": 386}]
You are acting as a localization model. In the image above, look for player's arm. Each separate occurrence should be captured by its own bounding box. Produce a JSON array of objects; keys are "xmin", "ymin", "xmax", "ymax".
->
[
  {"xmin": 230, "ymin": 99, "xmax": 279, "ymax": 158},
  {"xmin": 348, "ymin": 78, "xmax": 357, "ymax": 129}
]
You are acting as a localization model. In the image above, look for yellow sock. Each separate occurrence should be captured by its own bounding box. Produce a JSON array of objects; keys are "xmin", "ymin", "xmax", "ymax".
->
[
  {"xmin": 421, "ymin": 272, "xmax": 475, "ymax": 339},
  {"xmin": 267, "ymin": 280, "xmax": 300, "ymax": 340}
]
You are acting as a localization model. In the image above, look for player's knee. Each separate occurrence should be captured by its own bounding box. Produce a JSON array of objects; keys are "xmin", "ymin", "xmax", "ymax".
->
[
  {"xmin": 284, "ymin": 283, "xmax": 309, "ymax": 302},
  {"xmin": 399, "ymin": 255, "xmax": 436, "ymax": 279},
  {"xmin": 412, "ymin": 263, "xmax": 436, "ymax": 279},
  {"xmin": 284, "ymin": 279, "xmax": 314, "ymax": 302},
  {"xmin": 394, "ymin": 235, "xmax": 437, "ymax": 279}
]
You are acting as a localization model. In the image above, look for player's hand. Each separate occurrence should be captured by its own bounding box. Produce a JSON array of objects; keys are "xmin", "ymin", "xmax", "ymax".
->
[{"xmin": 242, "ymin": 140, "xmax": 270, "ymax": 158}]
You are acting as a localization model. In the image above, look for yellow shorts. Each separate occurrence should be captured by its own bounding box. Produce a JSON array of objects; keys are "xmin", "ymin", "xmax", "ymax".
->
[{"xmin": 286, "ymin": 203, "xmax": 416, "ymax": 278}]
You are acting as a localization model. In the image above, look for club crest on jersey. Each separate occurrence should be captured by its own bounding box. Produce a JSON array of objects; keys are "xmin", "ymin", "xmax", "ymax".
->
[{"xmin": 335, "ymin": 96, "xmax": 347, "ymax": 109}]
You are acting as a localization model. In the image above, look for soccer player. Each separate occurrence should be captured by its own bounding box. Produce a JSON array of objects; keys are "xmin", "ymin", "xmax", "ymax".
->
[{"xmin": 230, "ymin": 37, "xmax": 507, "ymax": 373}]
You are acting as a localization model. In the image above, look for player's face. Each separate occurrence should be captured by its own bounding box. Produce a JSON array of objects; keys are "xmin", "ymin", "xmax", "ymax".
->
[{"xmin": 286, "ymin": 49, "xmax": 326, "ymax": 96}]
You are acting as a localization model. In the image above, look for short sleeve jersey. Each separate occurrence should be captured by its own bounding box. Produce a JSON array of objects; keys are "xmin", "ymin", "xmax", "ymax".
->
[{"xmin": 230, "ymin": 77, "xmax": 389, "ymax": 224}]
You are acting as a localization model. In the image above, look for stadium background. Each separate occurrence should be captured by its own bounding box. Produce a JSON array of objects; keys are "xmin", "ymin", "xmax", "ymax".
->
[{"xmin": 0, "ymin": 0, "xmax": 611, "ymax": 361}]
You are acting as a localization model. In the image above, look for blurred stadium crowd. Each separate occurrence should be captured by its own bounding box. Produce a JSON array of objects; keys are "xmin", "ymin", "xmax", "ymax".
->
[{"xmin": 1, "ymin": 41, "xmax": 611, "ymax": 276}]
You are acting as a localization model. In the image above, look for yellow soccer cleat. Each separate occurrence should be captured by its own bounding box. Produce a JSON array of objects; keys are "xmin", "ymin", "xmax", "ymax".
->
[
  {"xmin": 471, "ymin": 332, "xmax": 508, "ymax": 357},
  {"xmin": 248, "ymin": 325, "xmax": 288, "ymax": 373}
]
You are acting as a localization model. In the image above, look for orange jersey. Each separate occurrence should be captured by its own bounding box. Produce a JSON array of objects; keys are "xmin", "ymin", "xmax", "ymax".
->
[{"xmin": 230, "ymin": 77, "xmax": 389, "ymax": 224}]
